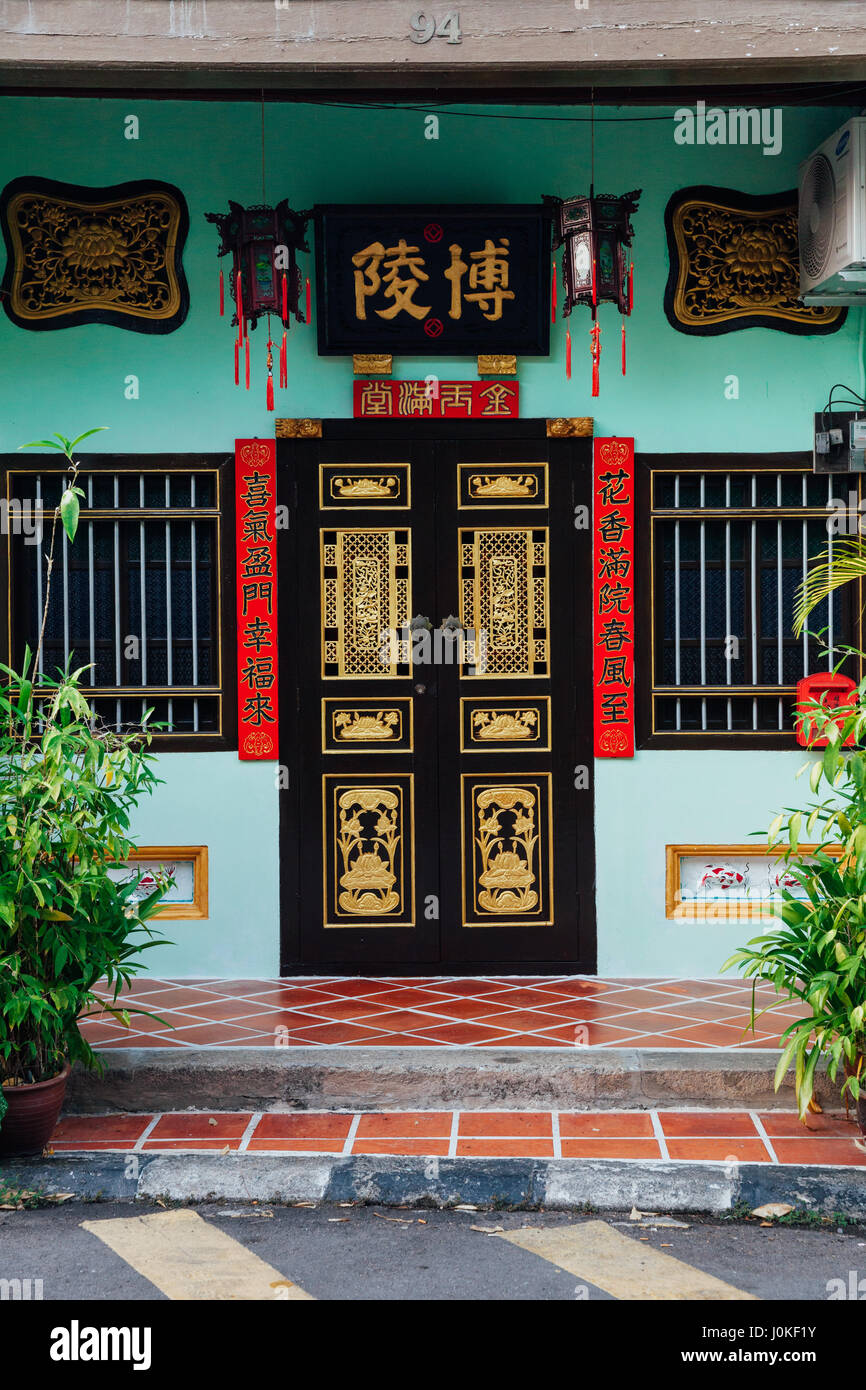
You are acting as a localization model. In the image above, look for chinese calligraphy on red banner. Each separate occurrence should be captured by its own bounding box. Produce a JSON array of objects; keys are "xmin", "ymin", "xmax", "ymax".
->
[
  {"xmin": 353, "ymin": 379, "xmax": 519, "ymax": 419},
  {"xmin": 593, "ymin": 437, "xmax": 635, "ymax": 758},
  {"xmin": 236, "ymin": 439, "xmax": 278, "ymax": 760}
]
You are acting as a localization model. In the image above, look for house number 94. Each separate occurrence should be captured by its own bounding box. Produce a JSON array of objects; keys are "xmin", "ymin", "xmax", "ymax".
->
[{"xmin": 409, "ymin": 11, "xmax": 462, "ymax": 43}]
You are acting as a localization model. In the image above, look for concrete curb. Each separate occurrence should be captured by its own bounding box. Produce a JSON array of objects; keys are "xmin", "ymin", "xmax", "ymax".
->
[
  {"xmin": 3, "ymin": 1151, "xmax": 864, "ymax": 1217},
  {"xmin": 65, "ymin": 1046, "xmax": 842, "ymax": 1114}
]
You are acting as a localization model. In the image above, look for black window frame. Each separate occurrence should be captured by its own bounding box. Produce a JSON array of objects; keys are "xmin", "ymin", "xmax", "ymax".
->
[
  {"xmin": 636, "ymin": 451, "xmax": 862, "ymax": 750},
  {"xmin": 0, "ymin": 452, "xmax": 237, "ymax": 753}
]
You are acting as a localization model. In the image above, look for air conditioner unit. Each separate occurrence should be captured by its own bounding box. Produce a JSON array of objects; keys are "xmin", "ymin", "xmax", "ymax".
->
[{"xmin": 799, "ymin": 117, "xmax": 866, "ymax": 304}]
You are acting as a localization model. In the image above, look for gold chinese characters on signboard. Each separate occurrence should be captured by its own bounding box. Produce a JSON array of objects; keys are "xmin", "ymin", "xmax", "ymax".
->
[{"xmin": 353, "ymin": 236, "xmax": 515, "ymax": 323}]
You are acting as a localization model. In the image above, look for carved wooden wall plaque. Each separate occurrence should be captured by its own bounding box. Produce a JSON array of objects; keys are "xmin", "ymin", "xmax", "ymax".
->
[
  {"xmin": 0, "ymin": 177, "xmax": 189, "ymax": 332},
  {"xmin": 663, "ymin": 184, "xmax": 845, "ymax": 336}
]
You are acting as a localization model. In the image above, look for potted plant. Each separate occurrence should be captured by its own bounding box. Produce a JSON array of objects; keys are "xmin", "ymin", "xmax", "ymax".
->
[
  {"xmin": 0, "ymin": 430, "xmax": 170, "ymax": 1156},
  {"xmin": 723, "ymin": 540, "xmax": 866, "ymax": 1132}
]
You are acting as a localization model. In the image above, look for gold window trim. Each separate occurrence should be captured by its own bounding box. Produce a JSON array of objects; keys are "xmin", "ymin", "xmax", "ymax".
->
[
  {"xmin": 122, "ymin": 846, "xmax": 208, "ymax": 920},
  {"xmin": 5, "ymin": 465, "xmax": 224, "ymax": 738},
  {"xmin": 648, "ymin": 466, "xmax": 864, "ymax": 738},
  {"xmin": 665, "ymin": 842, "xmax": 840, "ymax": 922}
]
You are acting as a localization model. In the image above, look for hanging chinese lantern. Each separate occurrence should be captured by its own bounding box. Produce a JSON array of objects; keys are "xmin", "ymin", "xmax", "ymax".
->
[
  {"xmin": 545, "ymin": 189, "xmax": 640, "ymax": 396},
  {"xmin": 205, "ymin": 200, "xmax": 311, "ymax": 408}
]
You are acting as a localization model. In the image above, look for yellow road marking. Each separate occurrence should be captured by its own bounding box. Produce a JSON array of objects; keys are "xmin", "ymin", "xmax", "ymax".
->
[
  {"xmin": 81, "ymin": 1209, "xmax": 313, "ymax": 1301},
  {"xmin": 500, "ymin": 1221, "xmax": 757, "ymax": 1301}
]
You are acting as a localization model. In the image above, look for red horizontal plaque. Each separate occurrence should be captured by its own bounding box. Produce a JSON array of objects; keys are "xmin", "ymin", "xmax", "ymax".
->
[
  {"xmin": 593, "ymin": 436, "xmax": 635, "ymax": 758},
  {"xmin": 354, "ymin": 378, "xmax": 519, "ymax": 419},
  {"xmin": 235, "ymin": 438, "xmax": 278, "ymax": 760}
]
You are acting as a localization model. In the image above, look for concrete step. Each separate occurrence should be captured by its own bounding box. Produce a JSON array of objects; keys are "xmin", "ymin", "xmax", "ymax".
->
[{"xmin": 67, "ymin": 1045, "xmax": 843, "ymax": 1115}]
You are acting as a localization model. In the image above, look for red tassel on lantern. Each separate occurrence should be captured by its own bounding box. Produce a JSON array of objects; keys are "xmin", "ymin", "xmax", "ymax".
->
[
  {"xmin": 551, "ymin": 260, "xmax": 557, "ymax": 325},
  {"xmin": 621, "ymin": 321, "xmax": 626, "ymax": 376},
  {"xmin": 234, "ymin": 337, "xmax": 239, "ymax": 386},
  {"xmin": 236, "ymin": 271, "xmax": 243, "ymax": 339},
  {"xmin": 565, "ymin": 325, "xmax": 572, "ymax": 380},
  {"xmin": 279, "ymin": 331, "xmax": 287, "ymax": 389},
  {"xmin": 266, "ymin": 338, "xmax": 274, "ymax": 411},
  {"xmin": 628, "ymin": 261, "xmax": 634, "ymax": 314},
  {"xmin": 244, "ymin": 336, "xmax": 250, "ymax": 390},
  {"xmin": 591, "ymin": 323, "xmax": 601, "ymax": 398},
  {"xmin": 219, "ymin": 268, "xmax": 224, "ymax": 316},
  {"xmin": 281, "ymin": 272, "xmax": 288, "ymax": 323},
  {"xmin": 305, "ymin": 277, "xmax": 311, "ymax": 325}
]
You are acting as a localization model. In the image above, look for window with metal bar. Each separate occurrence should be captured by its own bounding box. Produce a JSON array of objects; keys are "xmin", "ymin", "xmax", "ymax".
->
[
  {"xmin": 643, "ymin": 462, "xmax": 860, "ymax": 744},
  {"xmin": 6, "ymin": 463, "xmax": 227, "ymax": 740}
]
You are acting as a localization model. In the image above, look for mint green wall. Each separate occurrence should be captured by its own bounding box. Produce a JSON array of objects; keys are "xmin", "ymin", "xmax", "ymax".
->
[
  {"xmin": 595, "ymin": 751, "xmax": 815, "ymax": 977},
  {"xmin": 0, "ymin": 97, "xmax": 863, "ymax": 979}
]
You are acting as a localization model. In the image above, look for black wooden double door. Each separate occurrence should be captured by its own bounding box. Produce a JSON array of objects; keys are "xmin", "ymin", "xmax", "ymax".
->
[{"xmin": 278, "ymin": 421, "xmax": 595, "ymax": 973}]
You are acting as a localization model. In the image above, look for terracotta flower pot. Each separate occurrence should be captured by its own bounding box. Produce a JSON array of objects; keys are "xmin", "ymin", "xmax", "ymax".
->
[{"xmin": 0, "ymin": 1063, "xmax": 71, "ymax": 1157}]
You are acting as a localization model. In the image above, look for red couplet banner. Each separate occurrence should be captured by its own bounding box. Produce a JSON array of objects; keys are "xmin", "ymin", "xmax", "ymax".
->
[
  {"xmin": 593, "ymin": 436, "xmax": 635, "ymax": 758},
  {"xmin": 235, "ymin": 439, "xmax": 278, "ymax": 760}
]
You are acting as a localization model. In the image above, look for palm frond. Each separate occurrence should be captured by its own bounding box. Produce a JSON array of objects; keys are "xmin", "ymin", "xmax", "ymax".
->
[{"xmin": 793, "ymin": 537, "xmax": 866, "ymax": 636}]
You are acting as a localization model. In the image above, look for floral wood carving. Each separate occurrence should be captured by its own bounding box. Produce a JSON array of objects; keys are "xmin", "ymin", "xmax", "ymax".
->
[
  {"xmin": 663, "ymin": 185, "xmax": 845, "ymax": 336},
  {"xmin": 0, "ymin": 177, "xmax": 189, "ymax": 333}
]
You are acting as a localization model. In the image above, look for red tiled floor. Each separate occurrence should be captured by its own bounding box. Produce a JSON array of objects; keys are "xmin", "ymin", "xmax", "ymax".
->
[
  {"xmin": 82, "ymin": 976, "xmax": 818, "ymax": 1051},
  {"xmin": 482, "ymin": 987, "xmax": 575, "ymax": 1007},
  {"xmin": 770, "ymin": 1138, "xmax": 866, "ymax": 1166},
  {"xmin": 411, "ymin": 1022, "xmax": 516, "ymax": 1045},
  {"xmin": 151, "ymin": 1022, "xmax": 274, "ymax": 1045},
  {"xmin": 458, "ymin": 1112, "xmax": 552, "ymax": 1136},
  {"xmin": 344, "ymin": 1032, "xmax": 442, "ymax": 1046},
  {"xmin": 252, "ymin": 1113, "xmax": 353, "ymax": 1140},
  {"xmin": 355, "ymin": 1112, "xmax": 453, "ymax": 1138},
  {"xmin": 284, "ymin": 1020, "xmax": 398, "ymax": 1045},
  {"xmin": 49, "ymin": 1114, "xmax": 154, "ymax": 1150},
  {"xmin": 665, "ymin": 1138, "xmax": 771, "ymax": 1162},
  {"xmin": 530, "ymin": 1021, "xmax": 645, "ymax": 1045},
  {"xmin": 46, "ymin": 1107, "xmax": 863, "ymax": 1166},
  {"xmin": 658, "ymin": 1112, "xmax": 760, "ymax": 1138},
  {"xmin": 146, "ymin": 1113, "xmax": 250, "ymax": 1141},
  {"xmin": 167, "ymin": 999, "xmax": 284, "ymax": 1022},
  {"xmin": 561, "ymin": 1139, "xmax": 662, "ymax": 1159},
  {"xmin": 353, "ymin": 987, "xmax": 455, "ymax": 1007},
  {"xmin": 476, "ymin": 1032, "xmax": 571, "ymax": 1047},
  {"xmin": 411, "ymin": 997, "xmax": 510, "ymax": 1021},
  {"xmin": 294, "ymin": 999, "xmax": 400, "ymax": 1022},
  {"xmin": 246, "ymin": 1138, "xmax": 347, "ymax": 1153},
  {"xmin": 559, "ymin": 1112, "xmax": 655, "ymax": 1138},
  {"xmin": 456, "ymin": 1139, "xmax": 555, "ymax": 1157},
  {"xmin": 757, "ymin": 1111, "xmax": 861, "ymax": 1138},
  {"xmin": 353, "ymin": 1139, "xmax": 452, "ymax": 1156}
]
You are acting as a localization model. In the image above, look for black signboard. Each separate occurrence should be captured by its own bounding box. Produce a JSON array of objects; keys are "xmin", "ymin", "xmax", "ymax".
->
[{"xmin": 315, "ymin": 204, "xmax": 551, "ymax": 356}]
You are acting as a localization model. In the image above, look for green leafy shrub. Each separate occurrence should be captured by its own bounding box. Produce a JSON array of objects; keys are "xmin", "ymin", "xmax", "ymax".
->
[
  {"xmin": 722, "ymin": 691, "xmax": 866, "ymax": 1118},
  {"xmin": 0, "ymin": 429, "xmax": 169, "ymax": 1085}
]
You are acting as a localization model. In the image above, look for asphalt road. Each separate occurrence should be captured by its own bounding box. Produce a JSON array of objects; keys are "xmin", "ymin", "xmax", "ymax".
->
[{"xmin": 1, "ymin": 1201, "xmax": 864, "ymax": 1303}]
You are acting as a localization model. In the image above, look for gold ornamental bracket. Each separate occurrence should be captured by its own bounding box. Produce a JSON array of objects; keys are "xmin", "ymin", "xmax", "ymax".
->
[
  {"xmin": 477, "ymin": 354, "xmax": 517, "ymax": 376},
  {"xmin": 663, "ymin": 184, "xmax": 845, "ymax": 335},
  {"xmin": 353, "ymin": 353, "xmax": 393, "ymax": 376},
  {"xmin": 546, "ymin": 418, "xmax": 594, "ymax": 437},
  {"xmin": 276, "ymin": 418, "xmax": 323, "ymax": 438}
]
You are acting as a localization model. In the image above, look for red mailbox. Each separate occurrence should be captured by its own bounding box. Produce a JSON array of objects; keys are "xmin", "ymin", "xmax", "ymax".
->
[{"xmin": 794, "ymin": 672, "xmax": 858, "ymax": 748}]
